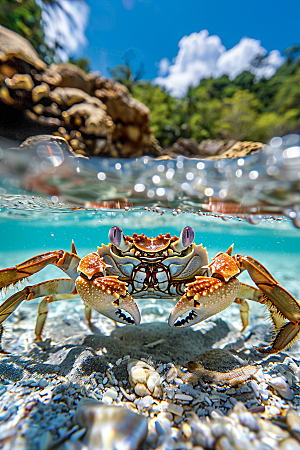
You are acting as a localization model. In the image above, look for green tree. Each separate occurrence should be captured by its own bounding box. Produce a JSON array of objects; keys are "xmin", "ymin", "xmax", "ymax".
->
[
  {"xmin": 132, "ymin": 82, "xmax": 178, "ymax": 146},
  {"xmin": 220, "ymin": 90, "xmax": 259, "ymax": 140},
  {"xmin": 0, "ymin": 0, "xmax": 47, "ymax": 59}
]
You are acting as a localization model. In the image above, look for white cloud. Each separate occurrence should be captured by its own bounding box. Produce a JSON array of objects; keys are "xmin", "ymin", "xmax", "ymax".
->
[
  {"xmin": 158, "ymin": 57, "xmax": 170, "ymax": 76},
  {"xmin": 155, "ymin": 30, "xmax": 285, "ymax": 97},
  {"xmin": 39, "ymin": 0, "xmax": 90, "ymax": 61}
]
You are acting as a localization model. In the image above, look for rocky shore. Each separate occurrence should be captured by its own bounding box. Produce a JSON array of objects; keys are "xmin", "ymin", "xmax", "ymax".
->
[{"xmin": 0, "ymin": 25, "xmax": 264, "ymax": 161}]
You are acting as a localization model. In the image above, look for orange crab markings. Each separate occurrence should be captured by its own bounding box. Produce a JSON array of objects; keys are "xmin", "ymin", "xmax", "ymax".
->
[
  {"xmin": 187, "ymin": 277, "xmax": 224, "ymax": 300},
  {"xmin": 209, "ymin": 253, "xmax": 239, "ymax": 282},
  {"xmin": 92, "ymin": 276, "xmax": 127, "ymax": 298},
  {"xmin": 78, "ymin": 253, "xmax": 106, "ymax": 279},
  {"xmin": 127, "ymin": 233, "xmax": 178, "ymax": 252}
]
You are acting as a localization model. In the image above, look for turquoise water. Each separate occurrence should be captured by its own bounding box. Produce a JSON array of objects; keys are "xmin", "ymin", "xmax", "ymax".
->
[
  {"xmin": 0, "ymin": 204, "xmax": 299, "ymax": 354},
  {"xmin": 1, "ymin": 208, "xmax": 299, "ymax": 295}
]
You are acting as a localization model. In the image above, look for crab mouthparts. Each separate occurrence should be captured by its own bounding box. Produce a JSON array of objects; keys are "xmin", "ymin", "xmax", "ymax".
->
[
  {"xmin": 169, "ymin": 309, "xmax": 198, "ymax": 327},
  {"xmin": 115, "ymin": 308, "xmax": 135, "ymax": 324}
]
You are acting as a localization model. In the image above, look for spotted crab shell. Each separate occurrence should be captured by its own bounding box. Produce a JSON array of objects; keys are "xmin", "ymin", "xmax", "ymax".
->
[{"xmin": 128, "ymin": 233, "xmax": 178, "ymax": 252}]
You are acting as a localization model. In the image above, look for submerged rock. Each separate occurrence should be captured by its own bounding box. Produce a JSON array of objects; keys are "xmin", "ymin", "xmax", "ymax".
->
[{"xmin": 75, "ymin": 398, "xmax": 148, "ymax": 450}]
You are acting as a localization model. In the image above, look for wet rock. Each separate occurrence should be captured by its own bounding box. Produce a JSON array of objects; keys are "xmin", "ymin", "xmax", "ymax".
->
[
  {"xmin": 163, "ymin": 137, "xmax": 264, "ymax": 159},
  {"xmin": 268, "ymin": 376, "xmax": 294, "ymax": 400},
  {"xmin": 128, "ymin": 359, "xmax": 163, "ymax": 398},
  {"xmin": 0, "ymin": 25, "xmax": 46, "ymax": 71},
  {"xmin": 75, "ymin": 398, "xmax": 148, "ymax": 450},
  {"xmin": 286, "ymin": 409, "xmax": 300, "ymax": 441}
]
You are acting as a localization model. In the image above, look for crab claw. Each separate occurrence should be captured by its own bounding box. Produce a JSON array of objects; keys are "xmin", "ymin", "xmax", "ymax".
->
[
  {"xmin": 76, "ymin": 253, "xmax": 140, "ymax": 325},
  {"xmin": 168, "ymin": 277, "xmax": 240, "ymax": 327}
]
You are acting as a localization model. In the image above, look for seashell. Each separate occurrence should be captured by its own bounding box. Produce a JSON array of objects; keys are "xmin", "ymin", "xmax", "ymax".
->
[
  {"xmin": 259, "ymin": 437, "xmax": 280, "ymax": 448},
  {"xmin": 128, "ymin": 359, "xmax": 163, "ymax": 398},
  {"xmin": 131, "ymin": 366, "xmax": 148, "ymax": 384},
  {"xmin": 134, "ymin": 383, "xmax": 151, "ymax": 397},
  {"xmin": 268, "ymin": 376, "xmax": 294, "ymax": 400},
  {"xmin": 258, "ymin": 418, "xmax": 290, "ymax": 440},
  {"xmin": 75, "ymin": 398, "xmax": 148, "ymax": 450},
  {"xmin": 215, "ymin": 435, "xmax": 232, "ymax": 450},
  {"xmin": 147, "ymin": 372, "xmax": 161, "ymax": 393}
]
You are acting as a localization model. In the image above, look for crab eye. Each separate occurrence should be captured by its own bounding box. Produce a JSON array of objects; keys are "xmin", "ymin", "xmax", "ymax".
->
[
  {"xmin": 172, "ymin": 226, "xmax": 195, "ymax": 253},
  {"xmin": 109, "ymin": 227, "xmax": 130, "ymax": 252},
  {"xmin": 109, "ymin": 226, "xmax": 122, "ymax": 247},
  {"xmin": 182, "ymin": 226, "xmax": 194, "ymax": 247}
]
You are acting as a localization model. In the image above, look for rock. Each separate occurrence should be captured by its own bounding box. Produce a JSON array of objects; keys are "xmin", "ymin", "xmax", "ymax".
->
[
  {"xmin": 162, "ymin": 138, "xmax": 264, "ymax": 159},
  {"xmin": 75, "ymin": 398, "xmax": 148, "ymax": 450},
  {"xmin": 49, "ymin": 63, "xmax": 99, "ymax": 95},
  {"xmin": 128, "ymin": 359, "xmax": 163, "ymax": 398},
  {"xmin": 0, "ymin": 25, "xmax": 46, "ymax": 71},
  {"xmin": 0, "ymin": 26, "xmax": 156, "ymax": 158},
  {"xmin": 268, "ymin": 376, "xmax": 294, "ymax": 400}
]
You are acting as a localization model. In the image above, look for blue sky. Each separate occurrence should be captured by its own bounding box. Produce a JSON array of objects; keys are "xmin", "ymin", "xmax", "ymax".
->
[{"xmin": 42, "ymin": 0, "xmax": 300, "ymax": 95}]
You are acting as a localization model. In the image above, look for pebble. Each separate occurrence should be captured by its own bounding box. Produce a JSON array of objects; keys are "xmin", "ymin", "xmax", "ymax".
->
[
  {"xmin": 38, "ymin": 378, "xmax": 48, "ymax": 389},
  {"xmin": 268, "ymin": 376, "xmax": 294, "ymax": 400},
  {"xmin": 136, "ymin": 395, "xmax": 155, "ymax": 412},
  {"xmin": 174, "ymin": 393, "xmax": 194, "ymax": 402},
  {"xmin": 75, "ymin": 398, "xmax": 148, "ymax": 450},
  {"xmin": 167, "ymin": 403, "xmax": 184, "ymax": 416},
  {"xmin": 105, "ymin": 388, "xmax": 118, "ymax": 400},
  {"xmin": 69, "ymin": 427, "xmax": 86, "ymax": 441},
  {"xmin": 249, "ymin": 379, "xmax": 260, "ymax": 398},
  {"xmin": 102, "ymin": 395, "xmax": 113, "ymax": 405}
]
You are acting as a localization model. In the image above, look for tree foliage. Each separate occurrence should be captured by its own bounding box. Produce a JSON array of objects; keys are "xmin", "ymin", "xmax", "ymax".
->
[
  {"xmin": 131, "ymin": 55, "xmax": 300, "ymax": 146},
  {"xmin": 0, "ymin": 0, "xmax": 47, "ymax": 58}
]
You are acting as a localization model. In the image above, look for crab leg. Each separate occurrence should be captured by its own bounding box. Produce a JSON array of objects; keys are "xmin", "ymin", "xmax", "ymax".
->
[
  {"xmin": 35, "ymin": 292, "xmax": 80, "ymax": 341},
  {"xmin": 234, "ymin": 299, "xmax": 249, "ymax": 331},
  {"xmin": 0, "ymin": 279, "xmax": 76, "ymax": 352},
  {"xmin": 0, "ymin": 246, "xmax": 81, "ymax": 292},
  {"xmin": 236, "ymin": 256, "xmax": 300, "ymax": 353},
  {"xmin": 0, "ymin": 279, "xmax": 76, "ymax": 326}
]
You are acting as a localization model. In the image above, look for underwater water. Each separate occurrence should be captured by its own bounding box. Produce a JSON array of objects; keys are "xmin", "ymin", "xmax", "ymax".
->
[
  {"xmin": 0, "ymin": 208, "xmax": 299, "ymax": 349},
  {"xmin": 0, "ymin": 133, "xmax": 299, "ymax": 349}
]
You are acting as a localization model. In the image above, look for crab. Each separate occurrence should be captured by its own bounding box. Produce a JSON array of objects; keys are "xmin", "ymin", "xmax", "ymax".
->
[{"xmin": 0, "ymin": 226, "xmax": 299, "ymax": 354}]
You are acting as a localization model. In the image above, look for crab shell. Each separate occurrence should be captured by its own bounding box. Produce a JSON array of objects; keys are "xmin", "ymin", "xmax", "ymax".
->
[{"xmin": 127, "ymin": 233, "xmax": 178, "ymax": 252}]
